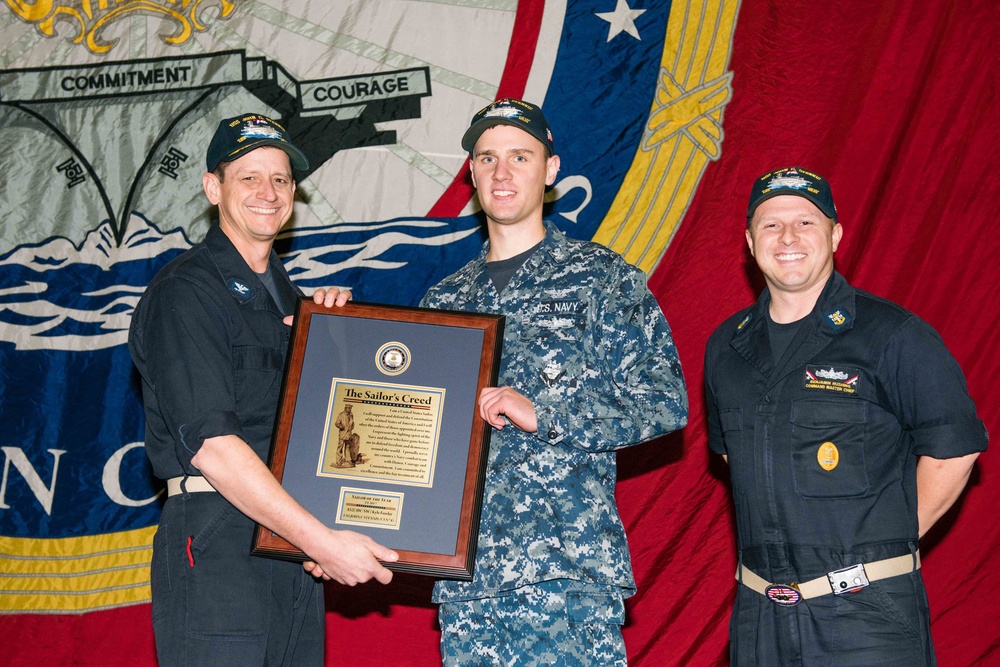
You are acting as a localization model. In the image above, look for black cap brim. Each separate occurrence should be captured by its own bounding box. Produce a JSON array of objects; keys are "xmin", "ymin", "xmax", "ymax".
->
[
  {"xmin": 214, "ymin": 139, "xmax": 309, "ymax": 172},
  {"xmin": 747, "ymin": 190, "xmax": 837, "ymax": 222},
  {"xmin": 461, "ymin": 118, "xmax": 552, "ymax": 155}
]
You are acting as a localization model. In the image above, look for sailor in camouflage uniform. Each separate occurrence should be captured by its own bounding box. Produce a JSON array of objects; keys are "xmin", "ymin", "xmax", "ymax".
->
[{"xmin": 421, "ymin": 99, "xmax": 688, "ymax": 666}]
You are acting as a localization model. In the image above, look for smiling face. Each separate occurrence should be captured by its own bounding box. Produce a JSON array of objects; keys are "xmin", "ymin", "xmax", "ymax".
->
[
  {"xmin": 469, "ymin": 124, "xmax": 560, "ymax": 234},
  {"xmin": 202, "ymin": 146, "xmax": 296, "ymax": 257},
  {"xmin": 746, "ymin": 195, "xmax": 843, "ymax": 300}
]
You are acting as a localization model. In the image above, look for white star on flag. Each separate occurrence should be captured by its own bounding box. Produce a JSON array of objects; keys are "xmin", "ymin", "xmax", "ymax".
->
[{"xmin": 596, "ymin": 0, "xmax": 647, "ymax": 42}]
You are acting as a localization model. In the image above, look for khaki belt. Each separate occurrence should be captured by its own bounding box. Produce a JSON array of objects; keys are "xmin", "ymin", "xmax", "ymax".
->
[
  {"xmin": 737, "ymin": 551, "xmax": 920, "ymax": 606},
  {"xmin": 166, "ymin": 476, "xmax": 217, "ymax": 497}
]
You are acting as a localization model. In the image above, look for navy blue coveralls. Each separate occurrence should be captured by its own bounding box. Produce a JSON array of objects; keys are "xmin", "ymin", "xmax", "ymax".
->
[
  {"xmin": 705, "ymin": 272, "xmax": 987, "ymax": 666},
  {"xmin": 129, "ymin": 224, "xmax": 324, "ymax": 666}
]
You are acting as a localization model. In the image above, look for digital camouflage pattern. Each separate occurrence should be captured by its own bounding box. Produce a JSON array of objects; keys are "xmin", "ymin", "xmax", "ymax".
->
[
  {"xmin": 422, "ymin": 223, "xmax": 687, "ymax": 604},
  {"xmin": 438, "ymin": 581, "xmax": 627, "ymax": 666}
]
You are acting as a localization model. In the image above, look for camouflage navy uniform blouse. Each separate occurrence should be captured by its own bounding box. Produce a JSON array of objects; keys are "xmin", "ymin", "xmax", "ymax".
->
[{"xmin": 422, "ymin": 223, "xmax": 687, "ymax": 603}]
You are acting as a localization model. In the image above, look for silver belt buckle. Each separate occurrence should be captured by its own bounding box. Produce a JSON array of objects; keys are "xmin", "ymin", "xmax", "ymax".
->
[{"xmin": 827, "ymin": 563, "xmax": 869, "ymax": 595}]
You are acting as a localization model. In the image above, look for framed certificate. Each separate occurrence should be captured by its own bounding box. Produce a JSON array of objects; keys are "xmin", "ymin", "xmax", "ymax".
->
[{"xmin": 251, "ymin": 299, "xmax": 504, "ymax": 580}]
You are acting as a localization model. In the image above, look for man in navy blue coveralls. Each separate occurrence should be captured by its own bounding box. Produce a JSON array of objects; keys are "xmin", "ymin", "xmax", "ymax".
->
[
  {"xmin": 704, "ymin": 167, "xmax": 987, "ymax": 666},
  {"xmin": 130, "ymin": 114, "xmax": 398, "ymax": 666}
]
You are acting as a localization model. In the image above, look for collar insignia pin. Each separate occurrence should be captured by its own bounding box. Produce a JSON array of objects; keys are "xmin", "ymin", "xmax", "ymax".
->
[
  {"xmin": 823, "ymin": 307, "xmax": 853, "ymax": 331},
  {"xmin": 228, "ymin": 278, "xmax": 253, "ymax": 300}
]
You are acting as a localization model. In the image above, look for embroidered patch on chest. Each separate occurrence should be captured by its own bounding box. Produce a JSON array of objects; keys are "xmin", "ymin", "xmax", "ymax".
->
[
  {"xmin": 804, "ymin": 365, "xmax": 860, "ymax": 395},
  {"xmin": 534, "ymin": 299, "xmax": 585, "ymax": 315}
]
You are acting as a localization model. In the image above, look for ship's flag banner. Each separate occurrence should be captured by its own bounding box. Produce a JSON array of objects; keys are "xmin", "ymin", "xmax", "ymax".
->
[{"xmin": 0, "ymin": 1, "xmax": 995, "ymax": 665}]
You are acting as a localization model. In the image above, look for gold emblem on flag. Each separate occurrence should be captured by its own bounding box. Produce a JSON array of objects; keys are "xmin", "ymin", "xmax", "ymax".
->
[{"xmin": 5, "ymin": 0, "xmax": 236, "ymax": 55}]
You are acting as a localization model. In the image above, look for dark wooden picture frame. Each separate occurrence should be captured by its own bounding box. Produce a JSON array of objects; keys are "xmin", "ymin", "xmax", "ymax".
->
[{"xmin": 251, "ymin": 299, "xmax": 504, "ymax": 580}]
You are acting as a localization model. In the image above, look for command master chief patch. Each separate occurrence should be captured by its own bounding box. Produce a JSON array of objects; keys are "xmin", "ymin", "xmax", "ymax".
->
[{"xmin": 804, "ymin": 365, "xmax": 860, "ymax": 395}]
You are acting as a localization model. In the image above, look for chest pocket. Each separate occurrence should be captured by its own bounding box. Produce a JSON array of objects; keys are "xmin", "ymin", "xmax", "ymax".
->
[
  {"xmin": 233, "ymin": 345, "xmax": 284, "ymax": 426},
  {"xmin": 518, "ymin": 311, "xmax": 588, "ymax": 392},
  {"xmin": 790, "ymin": 398, "xmax": 869, "ymax": 498}
]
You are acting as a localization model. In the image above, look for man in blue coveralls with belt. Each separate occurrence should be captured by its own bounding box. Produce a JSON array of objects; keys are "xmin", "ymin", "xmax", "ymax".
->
[
  {"xmin": 130, "ymin": 113, "xmax": 398, "ymax": 666},
  {"xmin": 704, "ymin": 167, "xmax": 988, "ymax": 665}
]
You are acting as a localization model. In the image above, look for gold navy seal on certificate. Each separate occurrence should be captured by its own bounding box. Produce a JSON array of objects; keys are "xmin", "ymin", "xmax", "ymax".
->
[{"xmin": 376, "ymin": 341, "xmax": 411, "ymax": 375}]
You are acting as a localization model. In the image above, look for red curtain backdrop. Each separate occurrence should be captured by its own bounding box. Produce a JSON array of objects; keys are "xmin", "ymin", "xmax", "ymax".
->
[{"xmin": 3, "ymin": 1, "xmax": 996, "ymax": 664}]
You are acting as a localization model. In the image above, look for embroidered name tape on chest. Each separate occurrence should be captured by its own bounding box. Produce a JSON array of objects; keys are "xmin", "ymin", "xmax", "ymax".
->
[
  {"xmin": 534, "ymin": 300, "xmax": 585, "ymax": 314},
  {"xmin": 804, "ymin": 365, "xmax": 860, "ymax": 394}
]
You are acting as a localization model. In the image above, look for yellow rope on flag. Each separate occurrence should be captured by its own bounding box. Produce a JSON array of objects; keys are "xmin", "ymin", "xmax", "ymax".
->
[{"xmin": 593, "ymin": 0, "xmax": 740, "ymax": 273}]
